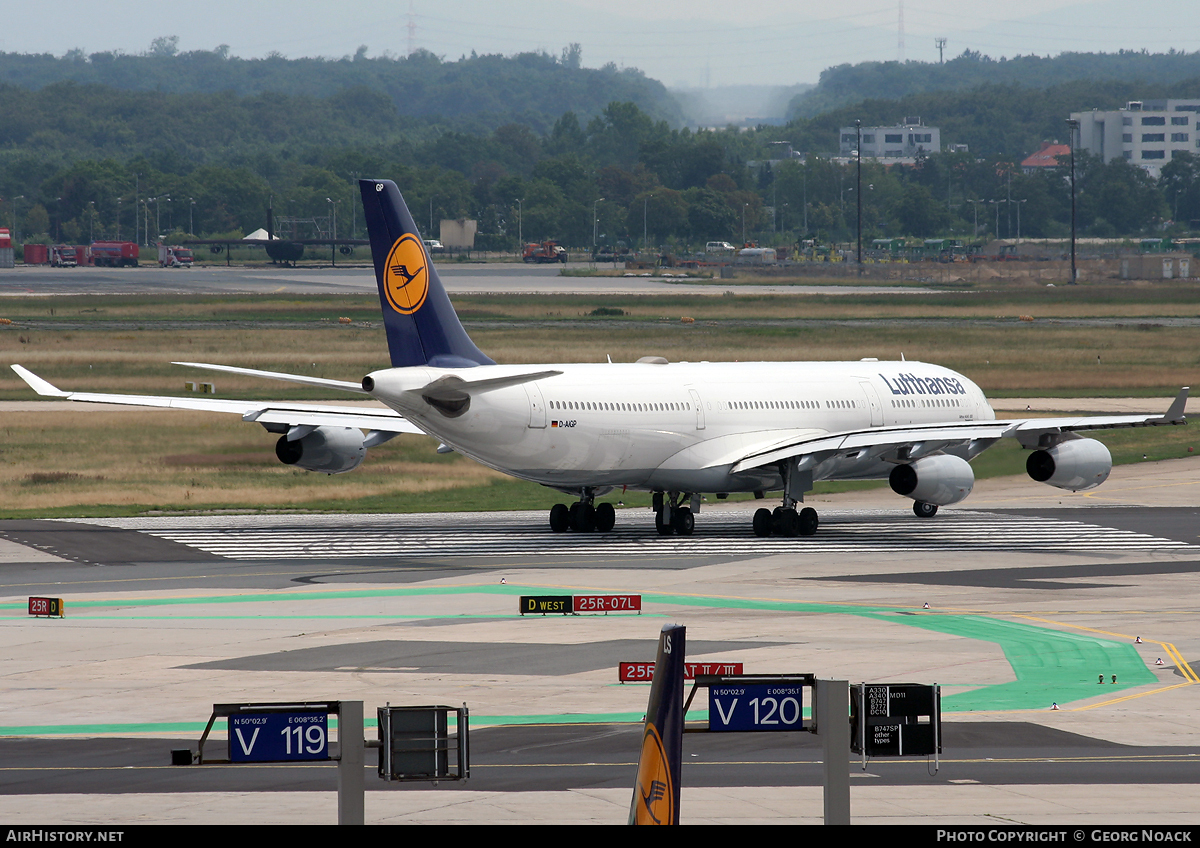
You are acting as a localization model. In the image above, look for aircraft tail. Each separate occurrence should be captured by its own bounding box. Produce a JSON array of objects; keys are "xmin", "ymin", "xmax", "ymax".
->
[
  {"xmin": 629, "ymin": 624, "xmax": 685, "ymax": 826},
  {"xmin": 359, "ymin": 179, "xmax": 494, "ymax": 368}
]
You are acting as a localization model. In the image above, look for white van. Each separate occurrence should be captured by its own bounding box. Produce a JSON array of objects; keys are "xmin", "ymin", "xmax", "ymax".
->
[{"xmin": 705, "ymin": 241, "xmax": 736, "ymax": 254}]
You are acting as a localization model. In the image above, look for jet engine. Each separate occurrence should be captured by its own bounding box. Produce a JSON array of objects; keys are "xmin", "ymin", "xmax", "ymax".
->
[
  {"xmin": 275, "ymin": 426, "xmax": 366, "ymax": 474},
  {"xmin": 1026, "ymin": 437, "xmax": 1111, "ymax": 491},
  {"xmin": 889, "ymin": 454, "xmax": 975, "ymax": 506}
]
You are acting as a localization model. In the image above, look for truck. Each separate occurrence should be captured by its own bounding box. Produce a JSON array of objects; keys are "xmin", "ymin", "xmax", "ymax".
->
[
  {"xmin": 91, "ymin": 241, "xmax": 140, "ymax": 268},
  {"xmin": 523, "ymin": 241, "xmax": 568, "ymax": 264},
  {"xmin": 49, "ymin": 245, "xmax": 77, "ymax": 267},
  {"xmin": 158, "ymin": 244, "xmax": 194, "ymax": 267}
]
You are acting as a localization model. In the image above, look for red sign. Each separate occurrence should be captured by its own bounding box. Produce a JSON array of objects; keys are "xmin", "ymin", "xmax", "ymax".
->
[
  {"xmin": 573, "ymin": 594, "xmax": 641, "ymax": 613},
  {"xmin": 619, "ymin": 661, "xmax": 743, "ymax": 682},
  {"xmin": 28, "ymin": 597, "xmax": 64, "ymax": 617}
]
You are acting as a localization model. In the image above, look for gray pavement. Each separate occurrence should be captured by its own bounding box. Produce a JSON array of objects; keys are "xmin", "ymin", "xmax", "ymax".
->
[{"xmin": 0, "ymin": 459, "xmax": 1199, "ymax": 824}]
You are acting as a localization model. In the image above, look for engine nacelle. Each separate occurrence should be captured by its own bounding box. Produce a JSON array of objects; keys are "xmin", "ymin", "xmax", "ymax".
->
[
  {"xmin": 1026, "ymin": 437, "xmax": 1112, "ymax": 491},
  {"xmin": 889, "ymin": 454, "xmax": 975, "ymax": 506},
  {"xmin": 275, "ymin": 426, "xmax": 366, "ymax": 474}
]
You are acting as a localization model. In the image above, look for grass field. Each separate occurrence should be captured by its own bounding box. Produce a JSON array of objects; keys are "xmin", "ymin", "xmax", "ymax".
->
[{"xmin": 0, "ymin": 284, "xmax": 1196, "ymax": 517}]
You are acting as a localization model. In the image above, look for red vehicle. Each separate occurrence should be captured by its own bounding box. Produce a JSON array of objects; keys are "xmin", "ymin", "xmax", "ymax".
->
[
  {"xmin": 523, "ymin": 241, "xmax": 568, "ymax": 264},
  {"xmin": 157, "ymin": 244, "xmax": 194, "ymax": 267},
  {"xmin": 50, "ymin": 245, "xmax": 77, "ymax": 267},
  {"xmin": 91, "ymin": 241, "xmax": 140, "ymax": 268}
]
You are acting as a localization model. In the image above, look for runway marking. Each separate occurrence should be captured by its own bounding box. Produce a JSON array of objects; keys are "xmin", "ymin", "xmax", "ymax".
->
[{"xmin": 62, "ymin": 509, "xmax": 1197, "ymax": 561}]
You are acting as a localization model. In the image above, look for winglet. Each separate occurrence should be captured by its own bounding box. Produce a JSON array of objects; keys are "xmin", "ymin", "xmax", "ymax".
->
[
  {"xmin": 1164, "ymin": 387, "xmax": 1189, "ymax": 422},
  {"xmin": 11, "ymin": 365, "xmax": 69, "ymax": 398}
]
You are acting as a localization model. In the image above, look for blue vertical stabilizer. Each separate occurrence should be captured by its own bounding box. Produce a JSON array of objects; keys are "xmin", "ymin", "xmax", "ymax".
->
[{"xmin": 359, "ymin": 179, "xmax": 494, "ymax": 368}]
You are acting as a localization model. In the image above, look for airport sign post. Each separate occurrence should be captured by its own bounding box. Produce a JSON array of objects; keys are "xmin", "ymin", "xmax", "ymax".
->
[
  {"xmin": 27, "ymin": 597, "xmax": 64, "ymax": 618},
  {"xmin": 619, "ymin": 661, "xmax": 744, "ymax": 683},
  {"xmin": 520, "ymin": 594, "xmax": 642, "ymax": 615},
  {"xmin": 850, "ymin": 683, "xmax": 941, "ymax": 768},
  {"xmin": 228, "ymin": 711, "xmax": 328, "ymax": 763},
  {"xmin": 377, "ymin": 704, "xmax": 469, "ymax": 783}
]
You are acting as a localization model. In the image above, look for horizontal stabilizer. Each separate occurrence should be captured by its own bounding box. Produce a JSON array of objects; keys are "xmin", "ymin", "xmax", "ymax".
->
[{"xmin": 415, "ymin": 370, "xmax": 563, "ymax": 401}]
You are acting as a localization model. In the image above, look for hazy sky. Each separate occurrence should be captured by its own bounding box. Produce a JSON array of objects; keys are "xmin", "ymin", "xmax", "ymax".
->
[{"xmin": 3, "ymin": 0, "xmax": 1197, "ymax": 88}]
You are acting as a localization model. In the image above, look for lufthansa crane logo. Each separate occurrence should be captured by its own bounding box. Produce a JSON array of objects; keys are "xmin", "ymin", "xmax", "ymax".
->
[
  {"xmin": 631, "ymin": 724, "xmax": 674, "ymax": 825},
  {"xmin": 382, "ymin": 234, "xmax": 429, "ymax": 315}
]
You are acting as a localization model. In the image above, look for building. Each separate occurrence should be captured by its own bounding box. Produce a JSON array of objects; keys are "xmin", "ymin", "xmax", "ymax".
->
[
  {"xmin": 1021, "ymin": 141, "xmax": 1072, "ymax": 175},
  {"xmin": 1071, "ymin": 100, "xmax": 1200, "ymax": 178},
  {"xmin": 839, "ymin": 118, "xmax": 941, "ymax": 162}
]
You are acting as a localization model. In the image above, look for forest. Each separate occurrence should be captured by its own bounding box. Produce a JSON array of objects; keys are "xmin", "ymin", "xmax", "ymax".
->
[{"xmin": 4, "ymin": 47, "xmax": 1200, "ymax": 250}]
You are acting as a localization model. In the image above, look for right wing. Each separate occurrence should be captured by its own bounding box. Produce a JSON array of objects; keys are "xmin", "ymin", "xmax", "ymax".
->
[{"xmin": 11, "ymin": 365, "xmax": 425, "ymax": 438}]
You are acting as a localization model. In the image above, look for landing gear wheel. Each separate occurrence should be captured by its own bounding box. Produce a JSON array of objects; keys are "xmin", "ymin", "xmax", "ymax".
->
[
  {"xmin": 774, "ymin": 507, "xmax": 799, "ymax": 537},
  {"xmin": 594, "ymin": 502, "xmax": 616, "ymax": 533},
  {"xmin": 571, "ymin": 502, "xmax": 596, "ymax": 532},
  {"xmin": 655, "ymin": 510, "xmax": 674, "ymax": 536},
  {"xmin": 798, "ymin": 507, "xmax": 819, "ymax": 536},
  {"xmin": 913, "ymin": 501, "xmax": 939, "ymax": 519},
  {"xmin": 753, "ymin": 507, "xmax": 773, "ymax": 537},
  {"xmin": 672, "ymin": 507, "xmax": 694, "ymax": 536},
  {"xmin": 549, "ymin": 503, "xmax": 570, "ymax": 533}
]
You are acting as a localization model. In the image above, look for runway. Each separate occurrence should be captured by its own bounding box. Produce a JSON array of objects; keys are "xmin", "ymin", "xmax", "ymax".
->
[
  {"xmin": 1, "ymin": 473, "xmax": 1199, "ymax": 823},
  {"xmin": 7, "ymin": 507, "xmax": 1196, "ymax": 564}
]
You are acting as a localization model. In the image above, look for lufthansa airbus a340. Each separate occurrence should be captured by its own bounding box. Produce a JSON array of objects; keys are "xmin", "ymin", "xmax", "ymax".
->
[{"xmin": 13, "ymin": 180, "xmax": 1189, "ymax": 537}]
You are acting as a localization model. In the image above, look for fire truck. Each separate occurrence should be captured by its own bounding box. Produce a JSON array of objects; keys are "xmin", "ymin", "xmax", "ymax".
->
[{"xmin": 158, "ymin": 244, "xmax": 194, "ymax": 267}]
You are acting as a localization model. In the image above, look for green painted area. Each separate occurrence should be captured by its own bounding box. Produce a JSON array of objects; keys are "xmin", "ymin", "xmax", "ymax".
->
[{"xmin": 1, "ymin": 583, "xmax": 1159, "ymax": 736}]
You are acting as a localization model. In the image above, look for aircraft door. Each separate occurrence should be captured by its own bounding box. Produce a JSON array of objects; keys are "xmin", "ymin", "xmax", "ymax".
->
[
  {"xmin": 687, "ymin": 388, "xmax": 706, "ymax": 430},
  {"xmin": 859, "ymin": 380, "xmax": 883, "ymax": 427},
  {"xmin": 523, "ymin": 382, "xmax": 547, "ymax": 428}
]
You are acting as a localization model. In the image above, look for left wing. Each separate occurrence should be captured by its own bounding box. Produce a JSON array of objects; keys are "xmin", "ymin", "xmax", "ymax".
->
[
  {"xmin": 11, "ymin": 365, "xmax": 425, "ymax": 438},
  {"xmin": 731, "ymin": 388, "xmax": 1189, "ymax": 473}
]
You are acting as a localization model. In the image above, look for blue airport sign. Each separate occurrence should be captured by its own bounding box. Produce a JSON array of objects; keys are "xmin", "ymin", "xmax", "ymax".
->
[
  {"xmin": 709, "ymin": 683, "xmax": 806, "ymax": 732},
  {"xmin": 228, "ymin": 711, "xmax": 329, "ymax": 763}
]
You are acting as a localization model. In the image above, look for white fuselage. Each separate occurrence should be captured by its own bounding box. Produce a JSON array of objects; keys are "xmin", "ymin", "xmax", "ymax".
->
[{"xmin": 366, "ymin": 360, "xmax": 995, "ymax": 495}]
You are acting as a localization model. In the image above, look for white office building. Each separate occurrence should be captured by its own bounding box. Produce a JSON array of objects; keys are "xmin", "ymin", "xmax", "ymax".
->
[
  {"xmin": 839, "ymin": 118, "xmax": 940, "ymax": 162},
  {"xmin": 1072, "ymin": 100, "xmax": 1200, "ymax": 178}
]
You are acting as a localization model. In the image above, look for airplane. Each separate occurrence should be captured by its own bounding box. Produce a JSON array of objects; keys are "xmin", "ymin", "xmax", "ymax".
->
[{"xmin": 12, "ymin": 179, "xmax": 1191, "ymax": 538}]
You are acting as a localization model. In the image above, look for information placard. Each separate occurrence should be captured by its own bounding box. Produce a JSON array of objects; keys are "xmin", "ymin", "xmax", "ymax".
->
[
  {"xmin": 28, "ymin": 597, "xmax": 64, "ymax": 618},
  {"xmin": 228, "ymin": 711, "xmax": 329, "ymax": 763},
  {"xmin": 709, "ymin": 683, "xmax": 806, "ymax": 732},
  {"xmin": 573, "ymin": 594, "xmax": 641, "ymax": 613},
  {"xmin": 619, "ymin": 661, "xmax": 744, "ymax": 682}
]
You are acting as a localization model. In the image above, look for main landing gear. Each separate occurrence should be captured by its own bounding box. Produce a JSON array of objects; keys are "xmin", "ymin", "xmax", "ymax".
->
[
  {"xmin": 549, "ymin": 490, "xmax": 616, "ymax": 533},
  {"xmin": 753, "ymin": 505, "xmax": 819, "ymax": 537}
]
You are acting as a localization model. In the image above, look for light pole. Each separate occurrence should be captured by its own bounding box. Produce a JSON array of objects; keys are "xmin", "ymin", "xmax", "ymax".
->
[
  {"xmin": 115, "ymin": 197, "xmax": 121, "ymax": 241},
  {"xmin": 967, "ymin": 199, "xmax": 984, "ymax": 239},
  {"xmin": 1014, "ymin": 199, "xmax": 1027, "ymax": 244},
  {"xmin": 742, "ymin": 203, "xmax": 749, "ymax": 244},
  {"xmin": 592, "ymin": 197, "xmax": 605, "ymax": 250},
  {"xmin": 643, "ymin": 194, "xmax": 653, "ymax": 253},
  {"xmin": 855, "ymin": 120, "xmax": 862, "ymax": 268},
  {"xmin": 326, "ymin": 197, "xmax": 338, "ymax": 266},
  {"xmin": 10, "ymin": 196, "xmax": 22, "ymax": 243},
  {"xmin": 516, "ymin": 198, "xmax": 523, "ymax": 250},
  {"xmin": 87, "ymin": 201, "xmax": 95, "ymax": 242},
  {"xmin": 188, "ymin": 197, "xmax": 195, "ymax": 236},
  {"xmin": 1066, "ymin": 118, "xmax": 1079, "ymax": 284}
]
